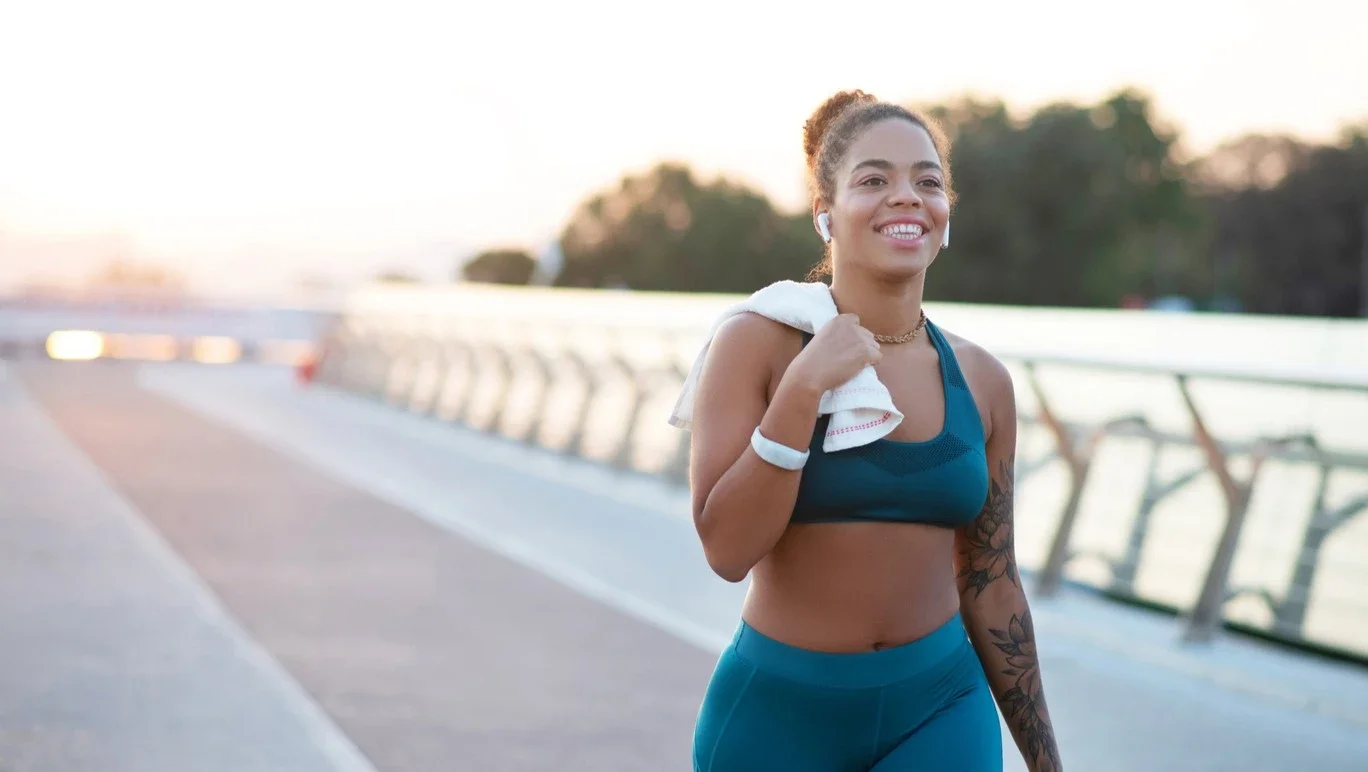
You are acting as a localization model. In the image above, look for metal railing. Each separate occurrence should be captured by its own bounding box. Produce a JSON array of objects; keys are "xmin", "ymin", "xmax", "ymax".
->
[
  {"xmin": 1007, "ymin": 355, "xmax": 1368, "ymax": 646},
  {"xmin": 312, "ymin": 301, "xmax": 1368, "ymax": 662}
]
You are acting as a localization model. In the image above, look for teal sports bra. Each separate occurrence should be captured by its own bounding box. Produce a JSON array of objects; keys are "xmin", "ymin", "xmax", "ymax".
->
[{"xmin": 790, "ymin": 320, "xmax": 989, "ymax": 528}]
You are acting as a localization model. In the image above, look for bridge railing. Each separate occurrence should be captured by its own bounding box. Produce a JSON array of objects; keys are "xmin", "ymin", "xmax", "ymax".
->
[{"xmin": 311, "ymin": 283, "xmax": 1368, "ymax": 661}]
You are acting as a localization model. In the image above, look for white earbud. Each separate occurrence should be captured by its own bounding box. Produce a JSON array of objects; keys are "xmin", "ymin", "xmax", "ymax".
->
[
  {"xmin": 817, "ymin": 212, "xmax": 832, "ymax": 243},
  {"xmin": 942, "ymin": 221, "xmax": 950, "ymax": 248}
]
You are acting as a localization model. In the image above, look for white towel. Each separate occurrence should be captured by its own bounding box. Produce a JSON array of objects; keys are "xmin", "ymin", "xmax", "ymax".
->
[{"xmin": 667, "ymin": 280, "xmax": 903, "ymax": 452}]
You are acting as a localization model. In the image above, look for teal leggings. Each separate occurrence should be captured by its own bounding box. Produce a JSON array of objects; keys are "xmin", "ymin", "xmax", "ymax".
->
[{"xmin": 693, "ymin": 613, "xmax": 1003, "ymax": 771}]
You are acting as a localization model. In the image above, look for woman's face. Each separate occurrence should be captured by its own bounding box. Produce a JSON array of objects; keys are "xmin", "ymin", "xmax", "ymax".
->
[{"xmin": 822, "ymin": 118, "xmax": 951, "ymax": 281}]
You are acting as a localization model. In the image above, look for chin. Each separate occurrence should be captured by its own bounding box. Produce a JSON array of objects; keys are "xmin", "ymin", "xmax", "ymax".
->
[{"xmin": 869, "ymin": 250, "xmax": 934, "ymax": 280}]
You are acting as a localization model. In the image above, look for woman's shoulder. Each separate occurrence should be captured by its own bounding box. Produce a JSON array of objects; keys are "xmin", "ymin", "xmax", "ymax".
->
[
  {"xmin": 702, "ymin": 312, "xmax": 808, "ymax": 404},
  {"xmin": 710, "ymin": 311, "xmax": 806, "ymax": 365},
  {"xmin": 935, "ymin": 324, "xmax": 1015, "ymax": 405}
]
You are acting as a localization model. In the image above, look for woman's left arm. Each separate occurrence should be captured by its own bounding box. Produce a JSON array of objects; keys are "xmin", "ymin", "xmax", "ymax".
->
[{"xmin": 954, "ymin": 355, "xmax": 1063, "ymax": 772}]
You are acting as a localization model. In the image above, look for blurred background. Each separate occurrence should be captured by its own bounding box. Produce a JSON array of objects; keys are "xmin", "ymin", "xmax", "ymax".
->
[
  {"xmin": 2, "ymin": 1, "xmax": 1368, "ymax": 770},
  {"xmin": 4, "ymin": 0, "xmax": 1367, "ymax": 314}
]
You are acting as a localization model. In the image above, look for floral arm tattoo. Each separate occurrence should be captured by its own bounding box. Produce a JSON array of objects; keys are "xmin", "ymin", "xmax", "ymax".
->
[{"xmin": 957, "ymin": 458, "xmax": 1062, "ymax": 771}]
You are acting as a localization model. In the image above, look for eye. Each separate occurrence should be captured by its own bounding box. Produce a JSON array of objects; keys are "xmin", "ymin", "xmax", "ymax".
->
[
  {"xmin": 859, "ymin": 176, "xmax": 886, "ymax": 187},
  {"xmin": 918, "ymin": 177, "xmax": 945, "ymax": 189}
]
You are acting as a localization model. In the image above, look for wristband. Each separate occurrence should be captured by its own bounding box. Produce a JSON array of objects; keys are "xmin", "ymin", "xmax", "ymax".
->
[{"xmin": 750, "ymin": 427, "xmax": 809, "ymax": 471}]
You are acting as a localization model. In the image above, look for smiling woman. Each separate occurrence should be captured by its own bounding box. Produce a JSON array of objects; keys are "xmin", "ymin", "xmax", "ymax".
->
[{"xmin": 682, "ymin": 90, "xmax": 1062, "ymax": 772}]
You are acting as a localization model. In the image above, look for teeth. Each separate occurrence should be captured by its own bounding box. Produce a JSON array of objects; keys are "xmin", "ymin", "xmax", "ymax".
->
[{"xmin": 880, "ymin": 223, "xmax": 924, "ymax": 238}]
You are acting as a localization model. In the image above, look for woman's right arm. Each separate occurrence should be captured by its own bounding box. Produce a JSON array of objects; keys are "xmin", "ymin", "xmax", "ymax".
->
[{"xmin": 687, "ymin": 313, "xmax": 824, "ymax": 583}]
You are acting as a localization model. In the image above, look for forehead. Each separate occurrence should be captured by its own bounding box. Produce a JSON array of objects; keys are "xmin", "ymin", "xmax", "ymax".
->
[{"xmin": 842, "ymin": 118, "xmax": 940, "ymax": 171}]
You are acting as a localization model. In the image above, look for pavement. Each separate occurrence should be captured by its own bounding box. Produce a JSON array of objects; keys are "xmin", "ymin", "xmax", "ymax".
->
[
  {"xmin": 4, "ymin": 359, "xmax": 1368, "ymax": 771},
  {"xmin": 0, "ymin": 364, "xmax": 374, "ymax": 772}
]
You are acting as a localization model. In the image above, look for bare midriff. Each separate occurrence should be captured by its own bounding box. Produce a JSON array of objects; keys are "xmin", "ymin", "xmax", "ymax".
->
[{"xmin": 740, "ymin": 520, "xmax": 961, "ymax": 653}]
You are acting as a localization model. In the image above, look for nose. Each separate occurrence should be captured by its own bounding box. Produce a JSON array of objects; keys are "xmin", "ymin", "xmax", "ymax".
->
[{"xmin": 885, "ymin": 175, "xmax": 923, "ymax": 208}]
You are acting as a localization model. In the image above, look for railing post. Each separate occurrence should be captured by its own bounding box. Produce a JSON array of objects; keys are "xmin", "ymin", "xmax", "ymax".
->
[
  {"xmin": 1109, "ymin": 439, "xmax": 1206, "ymax": 598},
  {"xmin": 481, "ymin": 343, "xmax": 517, "ymax": 436},
  {"xmin": 1177, "ymin": 375, "xmax": 1312, "ymax": 644},
  {"xmin": 563, "ymin": 346, "xmax": 626, "ymax": 460},
  {"xmin": 1030, "ymin": 361, "xmax": 1147, "ymax": 597},
  {"xmin": 662, "ymin": 357, "xmax": 692, "ymax": 484},
  {"xmin": 1272, "ymin": 463, "xmax": 1332, "ymax": 637},
  {"xmin": 1027, "ymin": 363, "xmax": 1076, "ymax": 598},
  {"xmin": 409, "ymin": 339, "xmax": 450, "ymax": 415},
  {"xmin": 611, "ymin": 354, "xmax": 652, "ymax": 471},
  {"xmin": 1178, "ymin": 372, "xmax": 1256, "ymax": 644},
  {"xmin": 385, "ymin": 337, "xmax": 430, "ymax": 409},
  {"xmin": 518, "ymin": 344, "xmax": 559, "ymax": 447},
  {"xmin": 434, "ymin": 340, "xmax": 478, "ymax": 425},
  {"xmin": 1274, "ymin": 471, "xmax": 1368, "ymax": 638},
  {"xmin": 403, "ymin": 337, "xmax": 444, "ymax": 414}
]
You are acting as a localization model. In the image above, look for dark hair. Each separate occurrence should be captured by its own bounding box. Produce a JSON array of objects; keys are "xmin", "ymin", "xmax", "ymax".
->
[{"xmin": 803, "ymin": 90, "xmax": 956, "ymax": 278}]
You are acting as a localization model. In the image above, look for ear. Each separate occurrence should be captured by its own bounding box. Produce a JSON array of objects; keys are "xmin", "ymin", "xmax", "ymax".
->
[{"xmin": 812, "ymin": 201, "xmax": 832, "ymax": 244}]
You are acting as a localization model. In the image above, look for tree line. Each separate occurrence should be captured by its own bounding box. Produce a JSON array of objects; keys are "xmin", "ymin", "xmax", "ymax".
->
[{"xmin": 460, "ymin": 88, "xmax": 1368, "ymax": 318}]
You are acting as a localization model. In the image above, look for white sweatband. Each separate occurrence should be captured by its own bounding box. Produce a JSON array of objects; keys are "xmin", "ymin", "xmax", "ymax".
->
[{"xmin": 750, "ymin": 427, "xmax": 809, "ymax": 471}]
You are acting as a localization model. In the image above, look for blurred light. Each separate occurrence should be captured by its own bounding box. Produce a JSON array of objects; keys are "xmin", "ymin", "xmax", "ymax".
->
[
  {"xmin": 191, "ymin": 336, "xmax": 242, "ymax": 364},
  {"xmin": 107, "ymin": 333, "xmax": 180, "ymax": 361},
  {"xmin": 260, "ymin": 340, "xmax": 315, "ymax": 366},
  {"xmin": 104, "ymin": 333, "xmax": 143, "ymax": 359},
  {"xmin": 46, "ymin": 330, "xmax": 105, "ymax": 361}
]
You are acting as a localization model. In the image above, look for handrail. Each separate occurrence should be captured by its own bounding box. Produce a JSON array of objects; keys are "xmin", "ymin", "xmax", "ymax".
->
[
  {"xmin": 314, "ymin": 301, "xmax": 1368, "ymax": 663},
  {"xmin": 993, "ymin": 349, "xmax": 1368, "ymax": 393}
]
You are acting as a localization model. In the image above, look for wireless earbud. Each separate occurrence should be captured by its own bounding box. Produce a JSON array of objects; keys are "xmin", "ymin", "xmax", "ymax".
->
[
  {"xmin": 942, "ymin": 221, "xmax": 950, "ymax": 248},
  {"xmin": 817, "ymin": 212, "xmax": 832, "ymax": 243}
]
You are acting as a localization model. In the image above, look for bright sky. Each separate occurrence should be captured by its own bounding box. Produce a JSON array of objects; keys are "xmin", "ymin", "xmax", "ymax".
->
[{"xmin": 1, "ymin": 0, "xmax": 1365, "ymax": 296}]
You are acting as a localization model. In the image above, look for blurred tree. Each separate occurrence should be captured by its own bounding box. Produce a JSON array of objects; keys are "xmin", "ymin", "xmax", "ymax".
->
[
  {"xmin": 554, "ymin": 162, "xmax": 822, "ymax": 292},
  {"xmin": 461, "ymin": 248, "xmax": 538, "ymax": 285},
  {"xmin": 1192, "ymin": 127, "xmax": 1368, "ymax": 317},
  {"xmin": 544, "ymin": 91, "xmax": 1363, "ymax": 316},
  {"xmin": 921, "ymin": 89, "xmax": 1207, "ymax": 308}
]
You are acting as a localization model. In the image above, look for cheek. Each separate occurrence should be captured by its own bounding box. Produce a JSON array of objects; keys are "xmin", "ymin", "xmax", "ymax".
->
[
  {"xmin": 839, "ymin": 197, "xmax": 883, "ymax": 230},
  {"xmin": 932, "ymin": 198, "xmax": 952, "ymax": 224}
]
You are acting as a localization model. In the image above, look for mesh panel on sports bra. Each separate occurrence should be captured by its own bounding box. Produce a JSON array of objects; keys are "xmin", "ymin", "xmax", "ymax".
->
[
  {"xmin": 944, "ymin": 360, "xmax": 968, "ymax": 391},
  {"xmin": 846, "ymin": 433, "xmax": 974, "ymax": 477}
]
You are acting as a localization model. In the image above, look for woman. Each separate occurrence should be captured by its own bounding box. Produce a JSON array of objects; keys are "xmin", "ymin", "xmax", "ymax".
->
[{"xmin": 685, "ymin": 90, "xmax": 1062, "ymax": 771}]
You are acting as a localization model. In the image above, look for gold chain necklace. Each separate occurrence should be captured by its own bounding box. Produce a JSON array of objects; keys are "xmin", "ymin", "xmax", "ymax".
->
[{"xmin": 872, "ymin": 309, "xmax": 928, "ymax": 344}]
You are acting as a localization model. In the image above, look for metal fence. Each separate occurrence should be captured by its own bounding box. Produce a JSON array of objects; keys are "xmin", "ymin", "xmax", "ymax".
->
[{"xmin": 312, "ymin": 290, "xmax": 1368, "ymax": 663}]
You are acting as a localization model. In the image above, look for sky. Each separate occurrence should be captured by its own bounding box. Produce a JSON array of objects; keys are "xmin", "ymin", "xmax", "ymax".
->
[{"xmin": 1, "ymin": 0, "xmax": 1365, "ymax": 298}]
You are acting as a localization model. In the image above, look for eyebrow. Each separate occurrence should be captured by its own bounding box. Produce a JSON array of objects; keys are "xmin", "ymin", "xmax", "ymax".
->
[{"xmin": 850, "ymin": 159, "xmax": 943, "ymax": 175}]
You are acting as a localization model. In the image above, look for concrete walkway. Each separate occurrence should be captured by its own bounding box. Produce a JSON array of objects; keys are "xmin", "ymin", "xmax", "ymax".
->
[
  {"xmin": 14, "ymin": 363, "xmax": 710, "ymax": 772},
  {"xmin": 0, "ymin": 364, "xmax": 374, "ymax": 772}
]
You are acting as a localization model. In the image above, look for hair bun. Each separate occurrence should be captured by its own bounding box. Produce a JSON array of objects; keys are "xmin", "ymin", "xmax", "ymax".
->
[{"xmin": 803, "ymin": 90, "xmax": 877, "ymax": 170}]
